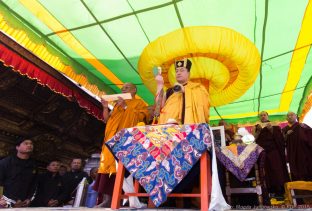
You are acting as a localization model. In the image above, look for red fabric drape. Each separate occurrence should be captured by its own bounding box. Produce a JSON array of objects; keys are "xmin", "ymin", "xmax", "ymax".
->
[{"xmin": 0, "ymin": 44, "xmax": 103, "ymax": 120}]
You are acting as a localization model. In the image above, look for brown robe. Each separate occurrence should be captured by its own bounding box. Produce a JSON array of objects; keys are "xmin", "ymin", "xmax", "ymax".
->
[
  {"xmin": 282, "ymin": 122, "xmax": 312, "ymax": 181},
  {"xmin": 256, "ymin": 125, "xmax": 289, "ymax": 194}
]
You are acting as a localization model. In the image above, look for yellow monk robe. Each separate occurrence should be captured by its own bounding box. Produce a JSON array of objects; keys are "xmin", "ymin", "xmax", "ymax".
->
[
  {"xmin": 98, "ymin": 98, "xmax": 148, "ymax": 174},
  {"xmin": 159, "ymin": 81, "xmax": 210, "ymax": 124}
]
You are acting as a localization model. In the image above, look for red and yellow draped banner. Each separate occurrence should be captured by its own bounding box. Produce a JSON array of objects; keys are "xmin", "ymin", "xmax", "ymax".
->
[{"xmin": 0, "ymin": 44, "xmax": 104, "ymax": 120}]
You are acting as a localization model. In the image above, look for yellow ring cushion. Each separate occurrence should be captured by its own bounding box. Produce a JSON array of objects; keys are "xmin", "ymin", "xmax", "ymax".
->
[{"xmin": 138, "ymin": 26, "xmax": 261, "ymax": 106}]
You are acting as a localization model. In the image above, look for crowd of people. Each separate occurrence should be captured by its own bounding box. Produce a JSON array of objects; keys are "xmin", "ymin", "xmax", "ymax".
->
[
  {"xmin": 1, "ymin": 58, "xmax": 311, "ymax": 208},
  {"xmin": 0, "ymin": 141, "xmax": 96, "ymax": 208}
]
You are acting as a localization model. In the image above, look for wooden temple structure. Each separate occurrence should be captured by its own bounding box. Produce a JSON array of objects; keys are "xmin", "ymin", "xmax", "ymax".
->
[{"xmin": 0, "ymin": 31, "xmax": 105, "ymax": 168}]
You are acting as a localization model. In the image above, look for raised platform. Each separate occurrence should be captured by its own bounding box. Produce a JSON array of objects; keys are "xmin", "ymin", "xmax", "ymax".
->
[{"xmin": 1, "ymin": 206, "xmax": 312, "ymax": 211}]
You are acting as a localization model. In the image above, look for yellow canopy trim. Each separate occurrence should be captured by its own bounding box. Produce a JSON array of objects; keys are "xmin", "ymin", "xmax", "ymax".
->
[{"xmin": 0, "ymin": 13, "xmax": 106, "ymax": 97}]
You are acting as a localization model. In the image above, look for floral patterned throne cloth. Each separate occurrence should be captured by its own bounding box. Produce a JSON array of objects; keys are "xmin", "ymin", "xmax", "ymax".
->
[
  {"xmin": 215, "ymin": 143, "xmax": 264, "ymax": 182},
  {"xmin": 106, "ymin": 123, "xmax": 212, "ymax": 207}
]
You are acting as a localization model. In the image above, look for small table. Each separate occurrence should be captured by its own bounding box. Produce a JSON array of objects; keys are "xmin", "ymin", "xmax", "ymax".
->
[
  {"xmin": 215, "ymin": 143, "xmax": 265, "ymax": 205},
  {"xmin": 106, "ymin": 123, "xmax": 212, "ymax": 207}
]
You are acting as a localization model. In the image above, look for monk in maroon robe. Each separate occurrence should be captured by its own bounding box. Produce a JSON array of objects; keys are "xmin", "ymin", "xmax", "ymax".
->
[
  {"xmin": 282, "ymin": 111, "xmax": 312, "ymax": 181},
  {"xmin": 254, "ymin": 111, "xmax": 289, "ymax": 196}
]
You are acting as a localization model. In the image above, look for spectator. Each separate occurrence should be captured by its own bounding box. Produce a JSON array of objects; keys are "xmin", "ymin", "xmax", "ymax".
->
[
  {"xmin": 63, "ymin": 158, "xmax": 88, "ymax": 204},
  {"xmin": 32, "ymin": 159, "xmax": 67, "ymax": 207},
  {"xmin": 87, "ymin": 167, "xmax": 97, "ymax": 184},
  {"xmin": 85, "ymin": 167, "xmax": 98, "ymax": 208},
  {"xmin": 0, "ymin": 138, "xmax": 37, "ymax": 208},
  {"xmin": 59, "ymin": 165, "xmax": 67, "ymax": 176}
]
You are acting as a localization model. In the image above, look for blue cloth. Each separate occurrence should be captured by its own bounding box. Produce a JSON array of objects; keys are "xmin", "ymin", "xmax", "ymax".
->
[
  {"xmin": 106, "ymin": 123, "xmax": 212, "ymax": 207},
  {"xmin": 84, "ymin": 181, "xmax": 98, "ymax": 208}
]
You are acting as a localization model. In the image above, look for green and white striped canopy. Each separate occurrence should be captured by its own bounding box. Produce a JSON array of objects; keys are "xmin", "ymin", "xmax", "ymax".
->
[{"xmin": 0, "ymin": 0, "xmax": 311, "ymax": 123}]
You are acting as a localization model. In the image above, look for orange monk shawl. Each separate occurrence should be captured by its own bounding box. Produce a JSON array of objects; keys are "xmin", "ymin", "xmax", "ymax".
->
[
  {"xmin": 98, "ymin": 98, "xmax": 148, "ymax": 174},
  {"xmin": 158, "ymin": 81, "xmax": 210, "ymax": 124}
]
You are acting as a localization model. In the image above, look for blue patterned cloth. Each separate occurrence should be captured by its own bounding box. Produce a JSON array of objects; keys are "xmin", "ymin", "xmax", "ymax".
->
[{"xmin": 106, "ymin": 123, "xmax": 212, "ymax": 207}]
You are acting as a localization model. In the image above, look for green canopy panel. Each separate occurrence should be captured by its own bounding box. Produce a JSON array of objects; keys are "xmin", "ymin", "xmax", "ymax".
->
[{"xmin": 0, "ymin": 0, "xmax": 311, "ymax": 124}]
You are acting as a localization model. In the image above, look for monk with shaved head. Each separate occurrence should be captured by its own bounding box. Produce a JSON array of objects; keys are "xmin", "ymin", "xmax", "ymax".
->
[
  {"xmin": 254, "ymin": 111, "xmax": 289, "ymax": 197},
  {"xmin": 94, "ymin": 83, "xmax": 149, "ymax": 207},
  {"xmin": 282, "ymin": 111, "xmax": 312, "ymax": 181}
]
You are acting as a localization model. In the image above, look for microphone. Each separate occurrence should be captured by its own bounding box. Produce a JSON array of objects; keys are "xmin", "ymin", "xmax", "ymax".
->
[{"xmin": 173, "ymin": 83, "xmax": 184, "ymax": 93}]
